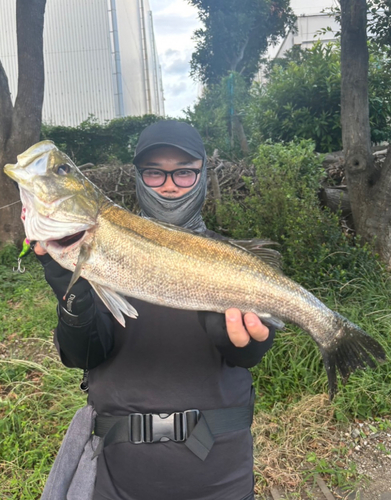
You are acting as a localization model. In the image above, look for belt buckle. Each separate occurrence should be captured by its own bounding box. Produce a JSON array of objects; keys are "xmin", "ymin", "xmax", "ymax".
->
[
  {"xmin": 144, "ymin": 409, "xmax": 200, "ymax": 443},
  {"xmin": 128, "ymin": 413, "xmax": 144, "ymax": 444}
]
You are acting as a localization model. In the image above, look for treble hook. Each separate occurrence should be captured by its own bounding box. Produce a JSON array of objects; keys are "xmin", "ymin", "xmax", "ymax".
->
[{"xmin": 13, "ymin": 257, "xmax": 26, "ymax": 273}]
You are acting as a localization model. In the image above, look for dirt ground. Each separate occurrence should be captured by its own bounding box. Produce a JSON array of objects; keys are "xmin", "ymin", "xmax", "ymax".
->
[
  {"xmin": 346, "ymin": 420, "xmax": 391, "ymax": 500},
  {"xmin": 255, "ymin": 418, "xmax": 391, "ymax": 500}
]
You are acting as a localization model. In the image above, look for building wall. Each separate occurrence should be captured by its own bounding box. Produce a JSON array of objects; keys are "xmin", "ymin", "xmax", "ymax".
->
[
  {"xmin": 289, "ymin": 0, "xmax": 339, "ymax": 16},
  {"xmin": 0, "ymin": 1, "xmax": 19, "ymax": 105},
  {"xmin": 275, "ymin": 13, "xmax": 340, "ymax": 58},
  {"xmin": 255, "ymin": 1, "xmax": 338, "ymax": 84},
  {"xmin": 116, "ymin": 0, "xmax": 164, "ymax": 117},
  {"xmin": 44, "ymin": 0, "xmax": 116, "ymax": 126},
  {"xmin": 0, "ymin": 0, "xmax": 164, "ymax": 126}
]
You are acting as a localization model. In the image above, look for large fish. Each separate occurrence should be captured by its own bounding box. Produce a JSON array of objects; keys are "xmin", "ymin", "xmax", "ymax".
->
[{"xmin": 4, "ymin": 141, "xmax": 386, "ymax": 398}]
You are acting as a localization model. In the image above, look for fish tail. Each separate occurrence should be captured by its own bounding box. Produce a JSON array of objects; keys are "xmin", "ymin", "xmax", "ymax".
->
[{"xmin": 319, "ymin": 313, "xmax": 386, "ymax": 400}]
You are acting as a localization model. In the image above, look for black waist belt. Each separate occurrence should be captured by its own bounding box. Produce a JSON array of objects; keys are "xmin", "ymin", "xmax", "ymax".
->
[{"xmin": 93, "ymin": 398, "xmax": 254, "ymax": 461}]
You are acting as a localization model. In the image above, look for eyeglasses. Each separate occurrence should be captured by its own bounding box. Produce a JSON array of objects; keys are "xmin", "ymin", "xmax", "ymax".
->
[{"xmin": 137, "ymin": 168, "xmax": 201, "ymax": 188}]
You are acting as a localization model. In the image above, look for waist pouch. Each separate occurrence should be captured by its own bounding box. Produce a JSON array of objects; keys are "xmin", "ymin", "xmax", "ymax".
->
[{"xmin": 94, "ymin": 392, "xmax": 254, "ymax": 461}]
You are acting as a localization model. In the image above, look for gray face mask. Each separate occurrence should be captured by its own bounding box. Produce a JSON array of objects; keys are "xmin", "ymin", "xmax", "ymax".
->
[{"xmin": 135, "ymin": 158, "xmax": 208, "ymax": 232}]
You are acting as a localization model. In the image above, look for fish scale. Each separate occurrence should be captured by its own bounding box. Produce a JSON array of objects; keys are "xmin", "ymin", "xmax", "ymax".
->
[{"xmin": 4, "ymin": 140, "xmax": 386, "ymax": 399}]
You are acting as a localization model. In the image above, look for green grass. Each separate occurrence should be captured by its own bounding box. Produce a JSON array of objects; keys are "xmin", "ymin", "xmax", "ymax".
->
[
  {"xmin": 0, "ymin": 247, "xmax": 87, "ymax": 499},
  {"xmin": 251, "ymin": 260, "xmax": 391, "ymax": 419},
  {"xmin": 0, "ymin": 244, "xmax": 390, "ymax": 498}
]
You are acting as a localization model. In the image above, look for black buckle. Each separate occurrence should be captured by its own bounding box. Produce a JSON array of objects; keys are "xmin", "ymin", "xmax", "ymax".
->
[{"xmin": 128, "ymin": 410, "xmax": 199, "ymax": 444}]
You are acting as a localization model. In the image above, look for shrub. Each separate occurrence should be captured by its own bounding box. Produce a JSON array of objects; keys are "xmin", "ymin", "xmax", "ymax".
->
[
  {"xmin": 247, "ymin": 42, "xmax": 391, "ymax": 152},
  {"xmin": 214, "ymin": 140, "xmax": 390, "ymax": 414},
  {"xmin": 41, "ymin": 115, "xmax": 163, "ymax": 165}
]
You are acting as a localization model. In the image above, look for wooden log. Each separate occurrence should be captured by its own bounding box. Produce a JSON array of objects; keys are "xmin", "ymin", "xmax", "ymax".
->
[{"xmin": 320, "ymin": 187, "xmax": 351, "ymax": 216}]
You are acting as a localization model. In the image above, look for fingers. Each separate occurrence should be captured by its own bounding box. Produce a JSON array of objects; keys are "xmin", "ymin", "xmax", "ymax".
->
[
  {"xmin": 34, "ymin": 242, "xmax": 47, "ymax": 256},
  {"xmin": 243, "ymin": 313, "xmax": 269, "ymax": 342},
  {"xmin": 225, "ymin": 308, "xmax": 269, "ymax": 347}
]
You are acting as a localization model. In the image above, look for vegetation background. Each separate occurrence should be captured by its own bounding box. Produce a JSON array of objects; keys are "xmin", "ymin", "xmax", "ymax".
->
[
  {"xmin": 1, "ymin": 136, "xmax": 390, "ymax": 497},
  {"xmin": 1, "ymin": 2, "xmax": 391, "ymax": 496}
]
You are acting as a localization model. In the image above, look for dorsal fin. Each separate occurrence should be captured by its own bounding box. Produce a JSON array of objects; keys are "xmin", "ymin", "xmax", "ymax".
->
[{"xmin": 227, "ymin": 239, "xmax": 283, "ymax": 271}]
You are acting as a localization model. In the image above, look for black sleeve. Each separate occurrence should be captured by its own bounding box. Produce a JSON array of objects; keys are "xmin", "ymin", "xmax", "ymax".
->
[
  {"xmin": 37, "ymin": 253, "xmax": 115, "ymax": 369},
  {"xmin": 198, "ymin": 311, "xmax": 275, "ymax": 368},
  {"xmin": 54, "ymin": 296, "xmax": 115, "ymax": 369}
]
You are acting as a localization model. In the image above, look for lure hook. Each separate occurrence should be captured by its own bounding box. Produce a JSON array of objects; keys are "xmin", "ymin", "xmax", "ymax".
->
[{"xmin": 13, "ymin": 257, "xmax": 26, "ymax": 273}]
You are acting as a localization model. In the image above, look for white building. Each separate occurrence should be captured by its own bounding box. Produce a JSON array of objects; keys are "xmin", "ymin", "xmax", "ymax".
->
[
  {"xmin": 0, "ymin": 0, "xmax": 165, "ymax": 126},
  {"xmin": 275, "ymin": 12, "xmax": 339, "ymax": 58},
  {"xmin": 255, "ymin": 1, "xmax": 339, "ymax": 83}
]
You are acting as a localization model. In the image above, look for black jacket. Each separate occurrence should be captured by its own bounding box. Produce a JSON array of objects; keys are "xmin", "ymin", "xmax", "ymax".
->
[{"xmin": 43, "ymin": 229, "xmax": 275, "ymax": 500}]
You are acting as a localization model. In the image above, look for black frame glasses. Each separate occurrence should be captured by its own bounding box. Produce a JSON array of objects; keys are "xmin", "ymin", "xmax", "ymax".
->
[{"xmin": 137, "ymin": 168, "xmax": 201, "ymax": 188}]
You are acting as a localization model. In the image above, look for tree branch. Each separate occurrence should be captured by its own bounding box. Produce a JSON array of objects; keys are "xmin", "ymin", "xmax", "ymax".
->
[{"xmin": 229, "ymin": 36, "xmax": 250, "ymax": 72}]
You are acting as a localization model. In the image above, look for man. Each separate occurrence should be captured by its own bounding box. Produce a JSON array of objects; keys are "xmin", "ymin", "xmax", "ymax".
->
[{"xmin": 36, "ymin": 120, "xmax": 275, "ymax": 500}]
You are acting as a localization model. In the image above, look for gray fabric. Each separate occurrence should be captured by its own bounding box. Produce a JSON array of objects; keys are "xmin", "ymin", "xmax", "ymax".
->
[
  {"xmin": 67, "ymin": 435, "xmax": 100, "ymax": 500},
  {"xmin": 135, "ymin": 163, "xmax": 207, "ymax": 231},
  {"xmin": 41, "ymin": 405, "xmax": 99, "ymax": 500}
]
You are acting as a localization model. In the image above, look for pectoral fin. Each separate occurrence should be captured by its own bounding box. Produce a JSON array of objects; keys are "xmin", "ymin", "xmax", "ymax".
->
[
  {"xmin": 90, "ymin": 282, "xmax": 138, "ymax": 327},
  {"xmin": 65, "ymin": 243, "xmax": 92, "ymax": 296}
]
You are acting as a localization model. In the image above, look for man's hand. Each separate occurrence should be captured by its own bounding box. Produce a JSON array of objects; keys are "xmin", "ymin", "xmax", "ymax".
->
[{"xmin": 225, "ymin": 308, "xmax": 269, "ymax": 347}]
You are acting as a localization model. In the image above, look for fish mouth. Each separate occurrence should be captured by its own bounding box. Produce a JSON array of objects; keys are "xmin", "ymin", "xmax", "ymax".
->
[
  {"xmin": 47, "ymin": 230, "xmax": 87, "ymax": 250},
  {"xmin": 54, "ymin": 231, "xmax": 86, "ymax": 247}
]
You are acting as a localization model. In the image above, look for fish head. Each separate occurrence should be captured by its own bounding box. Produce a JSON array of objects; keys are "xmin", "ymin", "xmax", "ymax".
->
[{"xmin": 4, "ymin": 140, "xmax": 106, "ymax": 245}]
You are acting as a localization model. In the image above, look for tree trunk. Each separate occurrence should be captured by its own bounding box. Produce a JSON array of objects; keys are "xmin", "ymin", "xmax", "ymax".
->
[
  {"xmin": 0, "ymin": 0, "xmax": 46, "ymax": 246},
  {"xmin": 232, "ymin": 115, "xmax": 249, "ymax": 155},
  {"xmin": 340, "ymin": 0, "xmax": 391, "ymax": 266}
]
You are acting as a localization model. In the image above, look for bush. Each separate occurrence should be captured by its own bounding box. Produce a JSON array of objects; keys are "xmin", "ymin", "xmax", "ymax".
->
[
  {"xmin": 41, "ymin": 115, "xmax": 164, "ymax": 165},
  {"xmin": 214, "ymin": 140, "xmax": 390, "ymax": 414},
  {"xmin": 247, "ymin": 42, "xmax": 391, "ymax": 152},
  {"xmin": 214, "ymin": 139, "xmax": 384, "ymax": 297}
]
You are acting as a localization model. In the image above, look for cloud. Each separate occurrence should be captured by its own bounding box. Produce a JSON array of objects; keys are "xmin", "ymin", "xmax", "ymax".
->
[
  {"xmin": 148, "ymin": 0, "xmax": 201, "ymax": 116},
  {"xmin": 166, "ymin": 81, "xmax": 187, "ymax": 95},
  {"xmin": 164, "ymin": 49, "xmax": 180, "ymax": 58},
  {"xmin": 164, "ymin": 58, "xmax": 190, "ymax": 76},
  {"xmin": 153, "ymin": 15, "xmax": 199, "ymax": 36}
]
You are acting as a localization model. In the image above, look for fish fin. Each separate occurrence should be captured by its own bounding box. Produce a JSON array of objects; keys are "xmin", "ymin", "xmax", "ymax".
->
[
  {"xmin": 319, "ymin": 313, "xmax": 386, "ymax": 400},
  {"xmin": 65, "ymin": 243, "xmax": 92, "ymax": 296},
  {"xmin": 228, "ymin": 239, "xmax": 283, "ymax": 271},
  {"xmin": 258, "ymin": 313, "xmax": 285, "ymax": 330},
  {"xmin": 90, "ymin": 282, "xmax": 138, "ymax": 327}
]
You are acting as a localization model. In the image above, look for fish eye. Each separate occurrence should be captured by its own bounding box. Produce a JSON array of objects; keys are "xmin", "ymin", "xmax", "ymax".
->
[{"xmin": 56, "ymin": 164, "xmax": 70, "ymax": 176}]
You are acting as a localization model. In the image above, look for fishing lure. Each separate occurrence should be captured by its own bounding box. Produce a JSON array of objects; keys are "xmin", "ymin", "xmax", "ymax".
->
[{"xmin": 13, "ymin": 238, "xmax": 36, "ymax": 273}]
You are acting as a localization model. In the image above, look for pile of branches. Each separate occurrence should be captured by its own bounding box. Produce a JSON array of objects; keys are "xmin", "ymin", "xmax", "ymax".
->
[
  {"xmin": 82, "ymin": 163, "xmax": 139, "ymax": 212},
  {"xmin": 82, "ymin": 147, "xmax": 390, "ymax": 233}
]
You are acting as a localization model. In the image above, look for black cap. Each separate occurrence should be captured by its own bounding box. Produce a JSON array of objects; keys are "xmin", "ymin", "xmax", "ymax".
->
[{"xmin": 133, "ymin": 120, "xmax": 205, "ymax": 165}]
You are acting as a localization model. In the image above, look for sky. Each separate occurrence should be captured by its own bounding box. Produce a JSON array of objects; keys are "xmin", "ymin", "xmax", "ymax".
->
[
  {"xmin": 148, "ymin": 0, "xmax": 201, "ymax": 118},
  {"xmin": 148, "ymin": 0, "xmax": 337, "ymax": 118}
]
